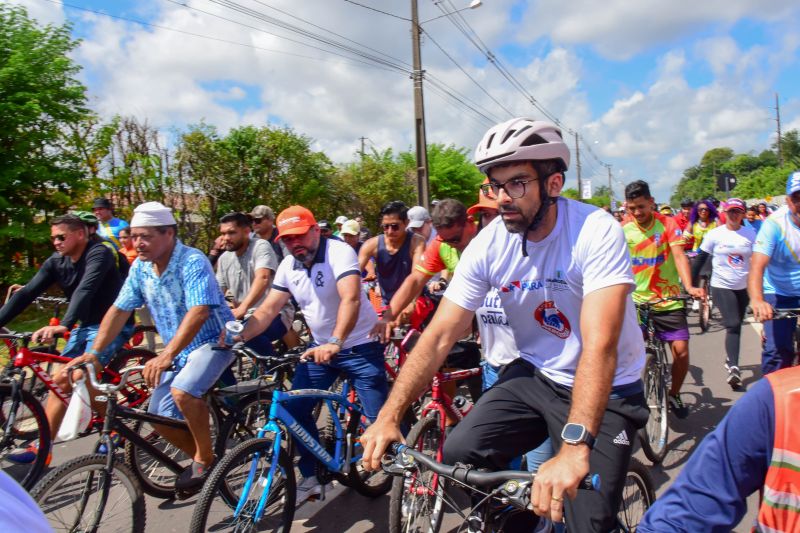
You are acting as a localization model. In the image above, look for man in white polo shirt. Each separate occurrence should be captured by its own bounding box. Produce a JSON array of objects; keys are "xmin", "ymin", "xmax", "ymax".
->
[
  {"xmin": 361, "ymin": 118, "xmax": 648, "ymax": 531},
  {"xmin": 237, "ymin": 205, "xmax": 386, "ymax": 504}
]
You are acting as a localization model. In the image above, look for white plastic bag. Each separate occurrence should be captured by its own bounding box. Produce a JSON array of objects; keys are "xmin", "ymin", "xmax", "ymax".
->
[{"xmin": 56, "ymin": 376, "xmax": 92, "ymax": 441}]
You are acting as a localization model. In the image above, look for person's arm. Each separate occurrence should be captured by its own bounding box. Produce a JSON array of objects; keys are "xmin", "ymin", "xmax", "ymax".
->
[
  {"xmin": 748, "ymin": 252, "xmax": 772, "ymax": 321},
  {"xmin": 0, "ymin": 261, "xmax": 55, "ymax": 329},
  {"xmin": 361, "ymin": 298, "xmax": 475, "ymax": 470},
  {"xmin": 388, "ymin": 270, "xmax": 430, "ymax": 320},
  {"xmin": 234, "ymin": 268, "xmax": 273, "ymax": 319},
  {"xmin": 62, "ymin": 305, "xmax": 134, "ymax": 373},
  {"xmin": 358, "ymin": 237, "xmax": 378, "ymax": 276},
  {"xmin": 531, "ymin": 283, "xmax": 628, "ymax": 521},
  {"xmin": 237, "ymin": 281, "xmax": 292, "ymax": 343},
  {"xmin": 638, "ymin": 377, "xmax": 774, "ymax": 532},
  {"xmin": 303, "ymin": 273, "xmax": 362, "ymax": 364},
  {"xmin": 670, "ymin": 243, "xmax": 703, "ymax": 298}
]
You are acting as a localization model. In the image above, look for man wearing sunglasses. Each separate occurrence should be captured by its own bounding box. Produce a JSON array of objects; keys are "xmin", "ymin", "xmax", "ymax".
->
[
  {"xmin": 250, "ymin": 204, "xmax": 288, "ymax": 262},
  {"xmin": 362, "ymin": 118, "xmax": 649, "ymax": 532},
  {"xmin": 749, "ymin": 171, "xmax": 800, "ymax": 374},
  {"xmin": 0, "ymin": 214, "xmax": 134, "ymax": 464},
  {"xmin": 358, "ymin": 201, "xmax": 425, "ymax": 308}
]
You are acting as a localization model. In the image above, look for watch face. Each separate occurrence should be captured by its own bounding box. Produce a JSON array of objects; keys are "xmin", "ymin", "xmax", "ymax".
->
[{"xmin": 562, "ymin": 424, "xmax": 586, "ymax": 442}]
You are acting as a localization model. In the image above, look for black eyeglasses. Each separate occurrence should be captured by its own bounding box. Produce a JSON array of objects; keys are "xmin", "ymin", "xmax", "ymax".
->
[
  {"xmin": 440, "ymin": 226, "xmax": 465, "ymax": 245},
  {"xmin": 480, "ymin": 177, "xmax": 538, "ymax": 200},
  {"xmin": 382, "ymin": 223, "xmax": 401, "ymax": 231},
  {"xmin": 51, "ymin": 234, "xmax": 68, "ymax": 243},
  {"xmin": 253, "ymin": 217, "xmax": 264, "ymax": 224}
]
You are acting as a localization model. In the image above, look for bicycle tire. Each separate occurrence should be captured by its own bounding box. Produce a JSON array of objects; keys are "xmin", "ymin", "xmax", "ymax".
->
[
  {"xmin": 638, "ymin": 347, "xmax": 669, "ymax": 464},
  {"xmin": 216, "ymin": 395, "xmax": 272, "ymax": 458},
  {"xmin": 617, "ymin": 457, "xmax": 656, "ymax": 532},
  {"xmin": 190, "ymin": 437, "xmax": 295, "ymax": 533},
  {"xmin": 0, "ymin": 383, "xmax": 51, "ymax": 490},
  {"xmin": 124, "ymin": 399, "xmax": 221, "ymax": 499},
  {"xmin": 698, "ymin": 278, "xmax": 711, "ymax": 333},
  {"xmin": 104, "ymin": 348, "xmax": 157, "ymax": 410},
  {"xmin": 31, "ymin": 453, "xmax": 145, "ymax": 533},
  {"xmin": 389, "ymin": 413, "xmax": 447, "ymax": 533}
]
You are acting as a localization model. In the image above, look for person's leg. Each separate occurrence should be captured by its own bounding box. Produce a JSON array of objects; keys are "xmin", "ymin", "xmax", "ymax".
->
[
  {"xmin": 335, "ymin": 342, "xmax": 388, "ymax": 422},
  {"xmin": 147, "ymin": 371, "xmax": 196, "ymax": 457},
  {"xmin": 712, "ymin": 287, "xmax": 742, "ymax": 368},
  {"xmin": 542, "ymin": 376, "xmax": 650, "ymax": 532},
  {"xmin": 761, "ymin": 294, "xmax": 798, "ymax": 374},
  {"xmin": 169, "ymin": 344, "xmax": 236, "ymax": 465},
  {"xmin": 287, "ymin": 359, "xmax": 339, "ymax": 479},
  {"xmin": 668, "ymin": 339, "xmax": 689, "ymax": 396},
  {"xmin": 652, "ymin": 309, "xmax": 690, "ymax": 398}
]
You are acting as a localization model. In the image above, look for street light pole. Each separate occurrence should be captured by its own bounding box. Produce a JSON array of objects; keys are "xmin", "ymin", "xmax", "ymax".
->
[{"xmin": 411, "ymin": 0, "xmax": 430, "ymax": 209}]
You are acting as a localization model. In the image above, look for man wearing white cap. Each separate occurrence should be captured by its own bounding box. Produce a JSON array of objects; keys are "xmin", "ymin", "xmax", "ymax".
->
[
  {"xmin": 407, "ymin": 205, "xmax": 437, "ymax": 244},
  {"xmin": 333, "ymin": 215, "xmax": 348, "ymax": 237},
  {"xmin": 66, "ymin": 201, "xmax": 235, "ymax": 494}
]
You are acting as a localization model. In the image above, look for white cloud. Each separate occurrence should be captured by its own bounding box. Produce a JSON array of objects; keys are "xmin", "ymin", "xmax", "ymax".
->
[{"xmin": 8, "ymin": 0, "xmax": 65, "ymax": 26}]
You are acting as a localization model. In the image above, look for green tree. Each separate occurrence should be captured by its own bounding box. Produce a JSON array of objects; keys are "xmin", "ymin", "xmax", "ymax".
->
[
  {"xmin": 398, "ymin": 144, "xmax": 484, "ymax": 207},
  {"xmin": 0, "ymin": 5, "xmax": 91, "ymax": 285}
]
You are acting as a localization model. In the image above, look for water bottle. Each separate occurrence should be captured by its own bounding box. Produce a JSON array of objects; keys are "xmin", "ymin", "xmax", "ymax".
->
[
  {"xmin": 452, "ymin": 395, "xmax": 473, "ymax": 417},
  {"xmin": 224, "ymin": 321, "xmax": 243, "ymax": 346}
]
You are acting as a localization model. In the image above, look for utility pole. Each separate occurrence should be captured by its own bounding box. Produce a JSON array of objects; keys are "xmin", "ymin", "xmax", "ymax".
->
[
  {"xmin": 574, "ymin": 132, "xmax": 581, "ymax": 192},
  {"xmin": 359, "ymin": 137, "xmax": 367, "ymax": 159},
  {"xmin": 411, "ymin": 0, "xmax": 430, "ymax": 209},
  {"xmin": 776, "ymin": 92, "xmax": 783, "ymax": 167},
  {"xmin": 606, "ymin": 164, "xmax": 613, "ymax": 203}
]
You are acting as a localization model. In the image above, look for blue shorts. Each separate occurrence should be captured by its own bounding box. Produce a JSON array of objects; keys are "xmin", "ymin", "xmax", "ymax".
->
[
  {"xmin": 61, "ymin": 323, "xmax": 135, "ymax": 365},
  {"xmin": 147, "ymin": 343, "xmax": 235, "ymax": 420}
]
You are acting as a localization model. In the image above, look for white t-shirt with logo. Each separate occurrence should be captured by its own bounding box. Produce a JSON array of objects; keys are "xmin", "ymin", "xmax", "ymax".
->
[
  {"xmin": 699, "ymin": 225, "xmax": 757, "ymax": 290},
  {"xmin": 475, "ymin": 288, "xmax": 519, "ymax": 367},
  {"xmin": 444, "ymin": 198, "xmax": 645, "ymax": 388},
  {"xmin": 272, "ymin": 238, "xmax": 378, "ymax": 349}
]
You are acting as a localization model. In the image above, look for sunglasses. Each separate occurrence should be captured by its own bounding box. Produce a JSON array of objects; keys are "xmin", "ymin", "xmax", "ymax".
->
[
  {"xmin": 51, "ymin": 234, "xmax": 69, "ymax": 243},
  {"xmin": 252, "ymin": 217, "xmax": 264, "ymax": 224},
  {"xmin": 697, "ymin": 207, "xmax": 709, "ymax": 212},
  {"xmin": 382, "ymin": 223, "xmax": 401, "ymax": 231},
  {"xmin": 441, "ymin": 227, "xmax": 465, "ymax": 245}
]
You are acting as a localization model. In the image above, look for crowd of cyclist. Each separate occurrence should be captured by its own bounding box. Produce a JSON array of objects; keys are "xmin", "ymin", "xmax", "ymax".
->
[{"xmin": 2, "ymin": 115, "xmax": 800, "ymax": 531}]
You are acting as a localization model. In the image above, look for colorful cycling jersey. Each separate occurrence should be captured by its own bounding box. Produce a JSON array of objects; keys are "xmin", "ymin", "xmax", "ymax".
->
[
  {"xmin": 684, "ymin": 220, "xmax": 718, "ymax": 251},
  {"xmin": 622, "ymin": 212, "xmax": 685, "ymax": 312},
  {"xmin": 415, "ymin": 238, "xmax": 459, "ymax": 277},
  {"xmin": 699, "ymin": 225, "xmax": 756, "ymax": 290},
  {"xmin": 753, "ymin": 206, "xmax": 800, "ymax": 296},
  {"xmin": 445, "ymin": 198, "xmax": 644, "ymax": 388}
]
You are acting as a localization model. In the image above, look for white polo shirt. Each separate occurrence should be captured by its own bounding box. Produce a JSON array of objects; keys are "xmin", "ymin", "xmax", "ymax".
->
[
  {"xmin": 445, "ymin": 197, "xmax": 645, "ymax": 388},
  {"xmin": 272, "ymin": 237, "xmax": 378, "ymax": 349}
]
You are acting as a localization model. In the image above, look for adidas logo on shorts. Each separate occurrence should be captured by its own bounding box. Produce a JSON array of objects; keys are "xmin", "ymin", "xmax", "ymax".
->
[{"xmin": 613, "ymin": 430, "xmax": 630, "ymax": 446}]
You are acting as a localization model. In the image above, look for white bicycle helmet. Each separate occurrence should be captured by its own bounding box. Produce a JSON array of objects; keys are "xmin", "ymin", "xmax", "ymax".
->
[{"xmin": 474, "ymin": 118, "xmax": 570, "ymax": 175}]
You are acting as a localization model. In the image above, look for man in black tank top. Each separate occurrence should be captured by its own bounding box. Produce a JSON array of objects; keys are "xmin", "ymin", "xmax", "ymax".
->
[{"xmin": 358, "ymin": 201, "xmax": 425, "ymax": 307}]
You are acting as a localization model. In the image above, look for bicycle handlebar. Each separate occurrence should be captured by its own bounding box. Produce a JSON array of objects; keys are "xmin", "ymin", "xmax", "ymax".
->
[
  {"xmin": 73, "ymin": 362, "xmax": 145, "ymax": 394},
  {"xmin": 34, "ymin": 296, "xmax": 69, "ymax": 306},
  {"xmin": 383, "ymin": 442, "xmax": 601, "ymax": 491}
]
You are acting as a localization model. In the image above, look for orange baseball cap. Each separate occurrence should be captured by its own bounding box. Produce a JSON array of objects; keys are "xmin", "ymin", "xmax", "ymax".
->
[
  {"xmin": 276, "ymin": 205, "xmax": 317, "ymax": 240},
  {"xmin": 467, "ymin": 178, "xmax": 499, "ymax": 216}
]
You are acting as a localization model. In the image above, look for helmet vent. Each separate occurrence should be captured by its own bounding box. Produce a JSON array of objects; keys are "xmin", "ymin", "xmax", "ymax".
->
[
  {"xmin": 520, "ymin": 133, "xmax": 547, "ymax": 147},
  {"xmin": 513, "ymin": 125, "xmax": 532, "ymax": 138},
  {"xmin": 501, "ymin": 129, "xmax": 517, "ymax": 144},
  {"xmin": 486, "ymin": 133, "xmax": 496, "ymax": 148}
]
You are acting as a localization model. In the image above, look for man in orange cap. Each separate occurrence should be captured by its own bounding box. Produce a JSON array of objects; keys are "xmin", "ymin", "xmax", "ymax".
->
[
  {"xmin": 467, "ymin": 178, "xmax": 500, "ymax": 230},
  {"xmin": 235, "ymin": 205, "xmax": 388, "ymax": 505}
]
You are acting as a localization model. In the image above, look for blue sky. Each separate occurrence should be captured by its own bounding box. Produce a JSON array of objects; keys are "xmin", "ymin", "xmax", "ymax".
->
[{"xmin": 16, "ymin": 0, "xmax": 800, "ymax": 202}]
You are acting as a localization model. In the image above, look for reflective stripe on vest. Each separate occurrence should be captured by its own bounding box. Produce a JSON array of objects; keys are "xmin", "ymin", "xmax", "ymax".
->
[{"xmin": 756, "ymin": 367, "xmax": 800, "ymax": 532}]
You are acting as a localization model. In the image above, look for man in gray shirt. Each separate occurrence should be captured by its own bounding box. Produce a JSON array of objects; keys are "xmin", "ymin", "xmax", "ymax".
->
[{"xmin": 216, "ymin": 212, "xmax": 291, "ymax": 355}]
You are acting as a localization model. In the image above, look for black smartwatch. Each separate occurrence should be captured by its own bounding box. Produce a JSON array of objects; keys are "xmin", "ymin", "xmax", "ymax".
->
[{"xmin": 561, "ymin": 423, "xmax": 596, "ymax": 449}]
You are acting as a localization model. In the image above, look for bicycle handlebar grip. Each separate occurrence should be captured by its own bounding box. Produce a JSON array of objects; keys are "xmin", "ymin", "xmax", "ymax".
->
[{"xmin": 582, "ymin": 473, "xmax": 601, "ymax": 491}]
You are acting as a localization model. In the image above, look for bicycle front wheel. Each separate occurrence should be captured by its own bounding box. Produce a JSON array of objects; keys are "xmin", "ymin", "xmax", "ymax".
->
[
  {"xmin": 31, "ymin": 453, "xmax": 145, "ymax": 533},
  {"xmin": 698, "ymin": 278, "xmax": 711, "ymax": 333},
  {"xmin": 389, "ymin": 413, "xmax": 447, "ymax": 533},
  {"xmin": 0, "ymin": 384, "xmax": 50, "ymax": 489},
  {"xmin": 638, "ymin": 347, "xmax": 669, "ymax": 464},
  {"xmin": 190, "ymin": 437, "xmax": 295, "ymax": 533},
  {"xmin": 617, "ymin": 457, "xmax": 656, "ymax": 532}
]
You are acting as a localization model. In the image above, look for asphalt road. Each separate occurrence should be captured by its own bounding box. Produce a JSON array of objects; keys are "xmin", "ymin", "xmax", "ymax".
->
[{"xmin": 43, "ymin": 310, "xmax": 765, "ymax": 532}]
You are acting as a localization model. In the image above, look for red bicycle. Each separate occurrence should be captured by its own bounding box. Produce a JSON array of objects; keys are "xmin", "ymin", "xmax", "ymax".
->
[{"xmin": 0, "ymin": 331, "xmax": 154, "ymax": 489}]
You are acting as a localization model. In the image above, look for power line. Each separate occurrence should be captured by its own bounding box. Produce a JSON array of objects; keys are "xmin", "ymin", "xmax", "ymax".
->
[{"xmin": 341, "ymin": 0, "xmax": 408, "ymax": 21}]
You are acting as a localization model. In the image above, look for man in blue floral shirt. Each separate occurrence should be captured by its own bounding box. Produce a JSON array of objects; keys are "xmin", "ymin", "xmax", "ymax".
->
[{"xmin": 66, "ymin": 201, "xmax": 234, "ymax": 494}]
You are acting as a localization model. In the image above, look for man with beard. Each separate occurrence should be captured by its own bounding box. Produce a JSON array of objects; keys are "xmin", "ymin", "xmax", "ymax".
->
[
  {"xmin": 361, "ymin": 118, "xmax": 650, "ymax": 531},
  {"xmin": 234, "ymin": 205, "xmax": 386, "ymax": 505},
  {"xmin": 215, "ymin": 212, "xmax": 291, "ymax": 355}
]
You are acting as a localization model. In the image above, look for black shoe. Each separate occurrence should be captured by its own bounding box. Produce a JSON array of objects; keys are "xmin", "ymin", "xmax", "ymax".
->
[
  {"xmin": 726, "ymin": 366, "xmax": 742, "ymax": 389},
  {"xmin": 668, "ymin": 394, "xmax": 689, "ymax": 418},
  {"xmin": 175, "ymin": 457, "xmax": 215, "ymax": 496}
]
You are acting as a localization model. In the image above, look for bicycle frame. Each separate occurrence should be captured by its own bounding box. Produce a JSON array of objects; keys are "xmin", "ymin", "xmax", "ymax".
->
[
  {"xmin": 236, "ymin": 387, "xmax": 362, "ymax": 521},
  {"xmin": 5, "ymin": 341, "xmax": 73, "ymax": 403}
]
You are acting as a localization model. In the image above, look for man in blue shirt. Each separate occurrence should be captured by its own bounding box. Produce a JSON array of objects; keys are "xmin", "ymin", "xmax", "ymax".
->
[
  {"xmin": 748, "ymin": 172, "xmax": 800, "ymax": 374},
  {"xmin": 65, "ymin": 201, "xmax": 235, "ymax": 494},
  {"xmin": 92, "ymin": 197, "xmax": 129, "ymax": 250}
]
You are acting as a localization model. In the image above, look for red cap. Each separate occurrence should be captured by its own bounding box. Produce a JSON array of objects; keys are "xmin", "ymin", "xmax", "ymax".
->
[
  {"xmin": 276, "ymin": 206, "xmax": 317, "ymax": 240},
  {"xmin": 467, "ymin": 178, "xmax": 499, "ymax": 216},
  {"xmin": 725, "ymin": 198, "xmax": 746, "ymax": 212}
]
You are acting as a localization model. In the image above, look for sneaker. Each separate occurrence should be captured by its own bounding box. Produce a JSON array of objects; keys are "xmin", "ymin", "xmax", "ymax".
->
[
  {"xmin": 727, "ymin": 366, "xmax": 742, "ymax": 389},
  {"xmin": 668, "ymin": 394, "xmax": 689, "ymax": 419},
  {"xmin": 296, "ymin": 476, "xmax": 326, "ymax": 506},
  {"xmin": 7, "ymin": 443, "xmax": 51, "ymax": 466},
  {"xmin": 97, "ymin": 431, "xmax": 122, "ymax": 454},
  {"xmin": 691, "ymin": 299, "xmax": 700, "ymax": 312},
  {"xmin": 175, "ymin": 457, "xmax": 215, "ymax": 494}
]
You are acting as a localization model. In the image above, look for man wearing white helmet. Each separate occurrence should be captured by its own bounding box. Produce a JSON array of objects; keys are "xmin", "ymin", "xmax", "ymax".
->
[{"xmin": 361, "ymin": 118, "xmax": 648, "ymax": 530}]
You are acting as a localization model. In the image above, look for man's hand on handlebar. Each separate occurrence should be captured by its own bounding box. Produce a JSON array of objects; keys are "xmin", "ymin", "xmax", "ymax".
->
[
  {"xmin": 31, "ymin": 324, "xmax": 69, "ymax": 345},
  {"xmin": 62, "ymin": 352, "xmax": 101, "ymax": 380},
  {"xmin": 302, "ymin": 343, "xmax": 340, "ymax": 365},
  {"xmin": 360, "ymin": 415, "xmax": 405, "ymax": 472},
  {"xmin": 687, "ymin": 286, "xmax": 705, "ymax": 300},
  {"xmin": 531, "ymin": 444, "xmax": 590, "ymax": 524},
  {"xmin": 751, "ymin": 299, "xmax": 774, "ymax": 322}
]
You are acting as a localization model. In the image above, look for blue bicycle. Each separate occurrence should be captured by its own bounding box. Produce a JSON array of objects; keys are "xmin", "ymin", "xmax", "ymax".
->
[{"xmin": 189, "ymin": 352, "xmax": 392, "ymax": 532}]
